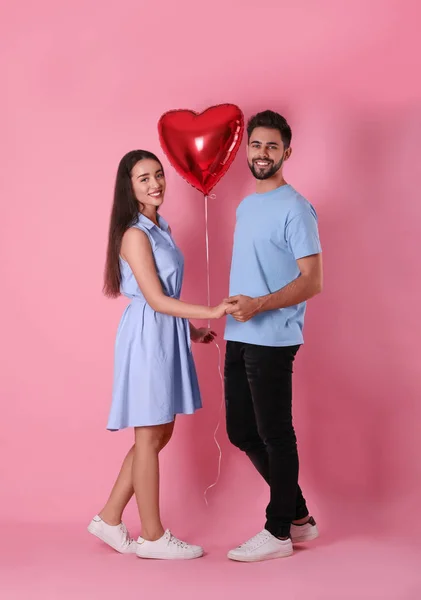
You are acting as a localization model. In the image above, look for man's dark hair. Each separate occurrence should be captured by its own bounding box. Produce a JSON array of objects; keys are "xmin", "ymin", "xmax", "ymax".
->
[{"xmin": 247, "ymin": 110, "xmax": 292, "ymax": 149}]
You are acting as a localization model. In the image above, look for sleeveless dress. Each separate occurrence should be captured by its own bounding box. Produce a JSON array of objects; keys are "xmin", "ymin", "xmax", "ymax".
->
[{"xmin": 107, "ymin": 213, "xmax": 202, "ymax": 430}]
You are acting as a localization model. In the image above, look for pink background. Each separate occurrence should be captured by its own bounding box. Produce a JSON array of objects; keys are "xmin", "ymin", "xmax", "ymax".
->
[{"xmin": 2, "ymin": 0, "xmax": 421, "ymax": 598}]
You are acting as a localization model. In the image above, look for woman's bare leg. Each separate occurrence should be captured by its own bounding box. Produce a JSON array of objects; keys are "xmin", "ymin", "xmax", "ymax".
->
[{"xmin": 132, "ymin": 421, "xmax": 174, "ymax": 540}]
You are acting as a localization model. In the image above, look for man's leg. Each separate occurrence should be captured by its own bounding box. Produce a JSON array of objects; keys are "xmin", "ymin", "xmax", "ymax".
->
[
  {"xmin": 225, "ymin": 341, "xmax": 308, "ymax": 522},
  {"xmin": 245, "ymin": 344, "xmax": 308, "ymax": 539},
  {"xmin": 224, "ymin": 341, "xmax": 269, "ymax": 471}
]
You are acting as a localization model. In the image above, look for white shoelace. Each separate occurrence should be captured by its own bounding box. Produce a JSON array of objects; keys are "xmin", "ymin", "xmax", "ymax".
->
[
  {"xmin": 119, "ymin": 523, "xmax": 134, "ymax": 548},
  {"xmin": 165, "ymin": 531, "xmax": 189, "ymax": 549},
  {"xmin": 238, "ymin": 530, "xmax": 271, "ymax": 550}
]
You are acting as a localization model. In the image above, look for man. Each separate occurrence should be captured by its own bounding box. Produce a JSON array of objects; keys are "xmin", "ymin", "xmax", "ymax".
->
[{"xmin": 224, "ymin": 110, "xmax": 323, "ymax": 562}]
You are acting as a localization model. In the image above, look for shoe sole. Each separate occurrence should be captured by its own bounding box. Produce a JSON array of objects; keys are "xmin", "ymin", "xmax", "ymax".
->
[
  {"xmin": 227, "ymin": 548, "xmax": 293, "ymax": 562},
  {"xmin": 136, "ymin": 550, "xmax": 204, "ymax": 560},
  {"xmin": 291, "ymin": 526, "xmax": 319, "ymax": 544},
  {"xmin": 87, "ymin": 522, "xmax": 135, "ymax": 554}
]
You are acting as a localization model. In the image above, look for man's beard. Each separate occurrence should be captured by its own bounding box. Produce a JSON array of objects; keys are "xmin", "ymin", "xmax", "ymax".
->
[{"xmin": 248, "ymin": 156, "xmax": 284, "ymax": 180}]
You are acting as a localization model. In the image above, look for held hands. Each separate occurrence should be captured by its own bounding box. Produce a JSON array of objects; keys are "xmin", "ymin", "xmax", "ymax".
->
[
  {"xmin": 208, "ymin": 296, "xmax": 261, "ymax": 322},
  {"xmin": 191, "ymin": 295, "xmax": 261, "ymax": 345},
  {"xmin": 224, "ymin": 295, "xmax": 261, "ymax": 322}
]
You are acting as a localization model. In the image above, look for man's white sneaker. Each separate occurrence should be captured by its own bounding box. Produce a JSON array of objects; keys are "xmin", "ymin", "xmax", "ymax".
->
[
  {"xmin": 227, "ymin": 529, "xmax": 293, "ymax": 562},
  {"xmin": 290, "ymin": 516, "xmax": 319, "ymax": 544},
  {"xmin": 87, "ymin": 515, "xmax": 137, "ymax": 554},
  {"xmin": 136, "ymin": 529, "xmax": 204, "ymax": 560}
]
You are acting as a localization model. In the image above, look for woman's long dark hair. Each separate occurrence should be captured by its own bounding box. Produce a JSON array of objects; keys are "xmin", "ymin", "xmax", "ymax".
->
[{"xmin": 103, "ymin": 150, "xmax": 163, "ymax": 298}]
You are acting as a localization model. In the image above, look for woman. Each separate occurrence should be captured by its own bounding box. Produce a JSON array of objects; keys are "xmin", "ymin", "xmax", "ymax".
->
[{"xmin": 88, "ymin": 150, "xmax": 229, "ymax": 560}]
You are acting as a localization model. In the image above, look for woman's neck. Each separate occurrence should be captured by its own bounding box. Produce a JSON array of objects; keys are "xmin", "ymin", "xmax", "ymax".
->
[{"xmin": 140, "ymin": 205, "xmax": 159, "ymax": 227}]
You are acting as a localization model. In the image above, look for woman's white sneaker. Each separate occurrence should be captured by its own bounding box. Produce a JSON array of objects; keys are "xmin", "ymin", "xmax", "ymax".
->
[
  {"xmin": 290, "ymin": 516, "xmax": 319, "ymax": 544},
  {"xmin": 87, "ymin": 515, "xmax": 137, "ymax": 553},
  {"xmin": 136, "ymin": 530, "xmax": 204, "ymax": 560},
  {"xmin": 227, "ymin": 529, "xmax": 293, "ymax": 562}
]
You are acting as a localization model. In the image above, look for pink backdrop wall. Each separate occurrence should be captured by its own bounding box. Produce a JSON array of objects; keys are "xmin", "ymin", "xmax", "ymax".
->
[{"xmin": 1, "ymin": 0, "xmax": 420, "ymax": 551}]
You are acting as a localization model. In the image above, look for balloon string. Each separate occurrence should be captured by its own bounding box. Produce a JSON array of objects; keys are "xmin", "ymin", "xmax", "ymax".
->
[
  {"xmin": 204, "ymin": 194, "xmax": 211, "ymax": 326},
  {"xmin": 203, "ymin": 193, "xmax": 224, "ymax": 506}
]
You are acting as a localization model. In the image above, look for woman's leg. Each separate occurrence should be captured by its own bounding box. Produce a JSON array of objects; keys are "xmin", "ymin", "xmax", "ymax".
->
[
  {"xmin": 99, "ymin": 445, "xmax": 136, "ymax": 525},
  {"xmin": 99, "ymin": 420, "xmax": 174, "ymax": 526},
  {"xmin": 132, "ymin": 421, "xmax": 175, "ymax": 540}
]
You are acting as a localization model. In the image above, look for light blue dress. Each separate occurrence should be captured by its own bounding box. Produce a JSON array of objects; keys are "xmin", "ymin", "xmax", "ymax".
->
[{"xmin": 107, "ymin": 213, "xmax": 202, "ymax": 431}]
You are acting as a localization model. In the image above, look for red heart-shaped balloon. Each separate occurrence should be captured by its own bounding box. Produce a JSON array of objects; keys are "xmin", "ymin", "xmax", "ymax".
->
[{"xmin": 158, "ymin": 104, "xmax": 244, "ymax": 195}]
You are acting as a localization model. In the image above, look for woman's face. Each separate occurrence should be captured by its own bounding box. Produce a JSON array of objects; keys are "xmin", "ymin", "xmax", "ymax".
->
[{"xmin": 131, "ymin": 159, "xmax": 166, "ymax": 210}]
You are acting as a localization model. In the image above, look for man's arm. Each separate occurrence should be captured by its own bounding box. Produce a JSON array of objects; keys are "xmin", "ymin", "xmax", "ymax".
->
[{"xmin": 226, "ymin": 254, "xmax": 323, "ymax": 322}]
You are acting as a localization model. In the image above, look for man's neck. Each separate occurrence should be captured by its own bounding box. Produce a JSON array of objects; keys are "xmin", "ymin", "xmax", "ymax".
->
[{"xmin": 255, "ymin": 174, "xmax": 288, "ymax": 194}]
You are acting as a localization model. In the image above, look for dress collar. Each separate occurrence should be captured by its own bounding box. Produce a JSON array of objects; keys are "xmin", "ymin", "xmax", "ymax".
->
[{"xmin": 137, "ymin": 212, "xmax": 170, "ymax": 232}]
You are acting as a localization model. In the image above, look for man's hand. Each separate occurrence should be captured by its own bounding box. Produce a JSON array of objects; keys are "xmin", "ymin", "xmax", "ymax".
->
[{"xmin": 225, "ymin": 295, "xmax": 261, "ymax": 322}]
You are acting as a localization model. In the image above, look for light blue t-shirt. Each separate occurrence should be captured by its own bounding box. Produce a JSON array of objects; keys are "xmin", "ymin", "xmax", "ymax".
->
[{"xmin": 224, "ymin": 184, "xmax": 322, "ymax": 347}]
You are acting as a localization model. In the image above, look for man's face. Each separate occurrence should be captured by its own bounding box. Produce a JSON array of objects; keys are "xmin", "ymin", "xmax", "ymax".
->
[{"xmin": 247, "ymin": 127, "xmax": 290, "ymax": 180}]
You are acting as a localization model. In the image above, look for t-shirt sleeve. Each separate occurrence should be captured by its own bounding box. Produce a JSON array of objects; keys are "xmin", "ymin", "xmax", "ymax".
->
[{"xmin": 285, "ymin": 207, "xmax": 322, "ymax": 260}]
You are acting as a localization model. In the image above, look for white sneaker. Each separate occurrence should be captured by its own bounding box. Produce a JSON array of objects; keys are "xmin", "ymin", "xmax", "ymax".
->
[
  {"xmin": 136, "ymin": 529, "xmax": 204, "ymax": 560},
  {"xmin": 227, "ymin": 529, "xmax": 293, "ymax": 562},
  {"xmin": 87, "ymin": 515, "xmax": 137, "ymax": 554},
  {"xmin": 290, "ymin": 516, "xmax": 319, "ymax": 543}
]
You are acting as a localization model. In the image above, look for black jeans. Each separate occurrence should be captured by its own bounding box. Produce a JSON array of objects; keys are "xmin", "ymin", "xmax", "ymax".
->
[{"xmin": 224, "ymin": 341, "xmax": 309, "ymax": 538}]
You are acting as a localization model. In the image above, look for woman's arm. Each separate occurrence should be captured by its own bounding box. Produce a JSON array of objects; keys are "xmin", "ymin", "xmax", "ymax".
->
[{"xmin": 121, "ymin": 228, "xmax": 227, "ymax": 320}]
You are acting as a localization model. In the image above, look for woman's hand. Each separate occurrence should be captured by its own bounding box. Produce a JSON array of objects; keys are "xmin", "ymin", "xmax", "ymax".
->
[
  {"xmin": 191, "ymin": 327, "xmax": 217, "ymax": 344},
  {"xmin": 209, "ymin": 300, "xmax": 231, "ymax": 319}
]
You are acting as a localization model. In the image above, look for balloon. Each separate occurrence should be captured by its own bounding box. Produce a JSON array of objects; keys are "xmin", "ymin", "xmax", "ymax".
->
[{"xmin": 158, "ymin": 104, "xmax": 244, "ymax": 195}]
